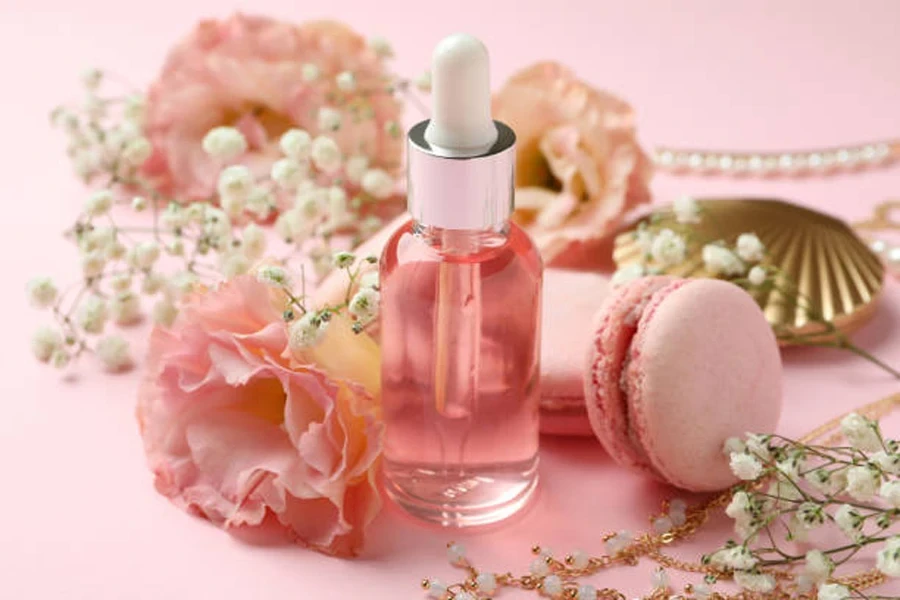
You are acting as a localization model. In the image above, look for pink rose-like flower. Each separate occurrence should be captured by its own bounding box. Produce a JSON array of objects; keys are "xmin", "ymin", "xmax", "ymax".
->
[
  {"xmin": 142, "ymin": 14, "xmax": 402, "ymax": 200},
  {"xmin": 137, "ymin": 275, "xmax": 383, "ymax": 557},
  {"xmin": 492, "ymin": 62, "xmax": 653, "ymax": 262}
]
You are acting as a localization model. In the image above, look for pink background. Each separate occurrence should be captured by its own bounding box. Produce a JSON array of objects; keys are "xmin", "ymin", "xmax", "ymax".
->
[{"xmin": 2, "ymin": 0, "xmax": 900, "ymax": 597}]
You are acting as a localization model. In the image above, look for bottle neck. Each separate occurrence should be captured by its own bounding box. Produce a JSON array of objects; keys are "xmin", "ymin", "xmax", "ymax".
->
[{"xmin": 412, "ymin": 220, "xmax": 510, "ymax": 255}]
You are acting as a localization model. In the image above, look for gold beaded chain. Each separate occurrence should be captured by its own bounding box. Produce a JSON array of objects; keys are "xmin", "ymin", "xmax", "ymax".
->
[{"xmin": 424, "ymin": 393, "xmax": 900, "ymax": 600}]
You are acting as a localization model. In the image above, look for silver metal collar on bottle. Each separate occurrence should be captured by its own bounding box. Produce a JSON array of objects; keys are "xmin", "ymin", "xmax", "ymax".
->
[{"xmin": 407, "ymin": 120, "xmax": 516, "ymax": 231}]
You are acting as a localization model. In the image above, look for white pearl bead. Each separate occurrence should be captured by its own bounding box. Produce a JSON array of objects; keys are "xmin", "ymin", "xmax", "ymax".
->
[
  {"xmin": 748, "ymin": 155, "xmax": 763, "ymax": 171},
  {"xmin": 577, "ymin": 585, "xmax": 598, "ymax": 600},
  {"xmin": 658, "ymin": 150, "xmax": 675, "ymax": 166},
  {"xmin": 570, "ymin": 549, "xmax": 590, "ymax": 569},
  {"xmin": 888, "ymin": 247, "xmax": 900, "ymax": 264},
  {"xmin": 875, "ymin": 143, "xmax": 891, "ymax": 159},
  {"xmin": 778, "ymin": 154, "xmax": 793, "ymax": 169},
  {"xmin": 542, "ymin": 575, "xmax": 564, "ymax": 597},
  {"xmin": 718, "ymin": 155, "xmax": 733, "ymax": 170},
  {"xmin": 426, "ymin": 579, "xmax": 447, "ymax": 598},
  {"xmin": 836, "ymin": 149, "xmax": 850, "ymax": 164},
  {"xmin": 653, "ymin": 515, "xmax": 673, "ymax": 533},
  {"xmin": 688, "ymin": 153, "xmax": 703, "ymax": 168},
  {"xmin": 669, "ymin": 498, "xmax": 687, "ymax": 513},
  {"xmin": 539, "ymin": 546, "xmax": 555, "ymax": 559},
  {"xmin": 475, "ymin": 572, "xmax": 497, "ymax": 596},
  {"xmin": 530, "ymin": 558, "xmax": 550, "ymax": 577},
  {"xmin": 446, "ymin": 543, "xmax": 466, "ymax": 565},
  {"xmin": 863, "ymin": 145, "xmax": 878, "ymax": 162},
  {"xmin": 808, "ymin": 153, "xmax": 823, "ymax": 168},
  {"xmin": 871, "ymin": 239, "xmax": 887, "ymax": 254},
  {"xmin": 455, "ymin": 593, "xmax": 476, "ymax": 600}
]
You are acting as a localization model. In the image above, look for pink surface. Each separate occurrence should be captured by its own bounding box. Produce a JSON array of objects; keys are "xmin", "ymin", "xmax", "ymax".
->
[
  {"xmin": 2, "ymin": 1, "xmax": 900, "ymax": 598},
  {"xmin": 625, "ymin": 278, "xmax": 783, "ymax": 492}
]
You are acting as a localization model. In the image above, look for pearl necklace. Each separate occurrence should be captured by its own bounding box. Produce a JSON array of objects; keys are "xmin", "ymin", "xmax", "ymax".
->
[{"xmin": 654, "ymin": 139, "xmax": 898, "ymax": 176}]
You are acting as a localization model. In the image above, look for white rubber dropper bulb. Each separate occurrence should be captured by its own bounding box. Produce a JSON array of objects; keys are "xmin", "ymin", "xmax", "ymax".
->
[{"xmin": 424, "ymin": 34, "xmax": 499, "ymax": 157}]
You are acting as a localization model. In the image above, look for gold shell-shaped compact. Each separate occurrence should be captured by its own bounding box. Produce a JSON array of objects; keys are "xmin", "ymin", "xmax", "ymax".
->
[{"xmin": 613, "ymin": 198, "xmax": 885, "ymax": 341}]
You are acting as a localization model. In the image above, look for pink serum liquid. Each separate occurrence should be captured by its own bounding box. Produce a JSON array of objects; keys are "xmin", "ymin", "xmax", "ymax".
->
[{"xmin": 380, "ymin": 219, "xmax": 543, "ymax": 527}]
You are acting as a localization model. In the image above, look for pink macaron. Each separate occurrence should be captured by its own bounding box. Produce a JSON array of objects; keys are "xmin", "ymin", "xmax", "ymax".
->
[{"xmin": 584, "ymin": 276, "xmax": 782, "ymax": 491}]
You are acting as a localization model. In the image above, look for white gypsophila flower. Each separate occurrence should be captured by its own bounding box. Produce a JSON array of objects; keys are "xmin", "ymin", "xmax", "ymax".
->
[
  {"xmin": 50, "ymin": 349, "xmax": 70, "ymax": 369},
  {"xmin": 635, "ymin": 226, "xmax": 654, "ymax": 257},
  {"xmin": 747, "ymin": 265, "xmax": 767, "ymax": 286},
  {"xmin": 733, "ymin": 571, "xmax": 774, "ymax": 593},
  {"xmin": 301, "ymin": 63, "xmax": 320, "ymax": 82},
  {"xmin": 722, "ymin": 546, "xmax": 757, "ymax": 570},
  {"xmin": 797, "ymin": 502, "xmax": 825, "ymax": 529},
  {"xmin": 359, "ymin": 270, "xmax": 379, "ymax": 290},
  {"xmin": 817, "ymin": 583, "xmax": 850, "ymax": 600},
  {"xmin": 879, "ymin": 480, "xmax": 900, "ymax": 508},
  {"xmin": 673, "ymin": 195, "xmax": 701, "ymax": 224},
  {"xmin": 841, "ymin": 413, "xmax": 882, "ymax": 452},
  {"xmin": 132, "ymin": 196, "xmax": 147, "ymax": 211},
  {"xmin": 335, "ymin": 71, "xmax": 356, "ymax": 91},
  {"xmin": 736, "ymin": 233, "xmax": 765, "ymax": 262},
  {"xmin": 256, "ymin": 265, "xmax": 289, "ymax": 287},
  {"xmin": 723, "ymin": 437, "xmax": 746, "ymax": 456},
  {"xmin": 317, "ymin": 107, "xmax": 342, "ymax": 132},
  {"xmin": 745, "ymin": 433, "xmax": 772, "ymax": 460},
  {"xmin": 78, "ymin": 295, "xmax": 107, "ymax": 334},
  {"xmin": 79, "ymin": 226, "xmax": 116, "ymax": 254},
  {"xmin": 161, "ymin": 203, "xmax": 189, "ymax": 231},
  {"xmin": 349, "ymin": 288, "xmax": 380, "ymax": 325},
  {"xmin": 132, "ymin": 241, "xmax": 161, "ymax": 270},
  {"xmin": 105, "ymin": 241, "xmax": 127, "ymax": 261},
  {"xmin": 110, "ymin": 274, "xmax": 131, "ymax": 292},
  {"xmin": 220, "ymin": 252, "xmax": 250, "ymax": 279},
  {"xmin": 345, "ymin": 155, "xmax": 369, "ymax": 184},
  {"xmin": 611, "ymin": 264, "xmax": 646, "ymax": 288},
  {"xmin": 151, "ymin": 299, "xmax": 178, "ymax": 327},
  {"xmin": 220, "ymin": 193, "xmax": 245, "ymax": 219},
  {"xmin": 82, "ymin": 251, "xmax": 106, "ymax": 279},
  {"xmin": 241, "ymin": 224, "xmax": 266, "ymax": 262},
  {"xmin": 328, "ymin": 186, "xmax": 348, "ymax": 219},
  {"xmin": 109, "ymin": 292, "xmax": 140, "ymax": 325},
  {"xmin": 702, "ymin": 244, "xmax": 745, "ymax": 276},
  {"xmin": 202, "ymin": 126, "xmax": 248, "ymax": 161},
  {"xmin": 245, "ymin": 188, "xmax": 274, "ymax": 218},
  {"xmin": 274, "ymin": 209, "xmax": 307, "ymax": 244},
  {"xmin": 279, "ymin": 129, "xmax": 312, "ymax": 161},
  {"xmin": 81, "ymin": 67, "xmax": 102, "ymax": 89},
  {"xmin": 166, "ymin": 239, "xmax": 185, "ymax": 257},
  {"xmin": 730, "ymin": 453, "xmax": 764, "ymax": 481},
  {"xmin": 650, "ymin": 228, "xmax": 687, "ymax": 267},
  {"xmin": 73, "ymin": 149, "xmax": 100, "ymax": 180},
  {"xmin": 27, "ymin": 277, "xmax": 58, "ymax": 308},
  {"xmin": 876, "ymin": 536, "xmax": 900, "ymax": 577},
  {"xmin": 85, "ymin": 189, "xmax": 114, "ymax": 217},
  {"xmin": 332, "ymin": 251, "xmax": 355, "ymax": 269},
  {"xmin": 123, "ymin": 94, "xmax": 145, "ymax": 124},
  {"xmin": 121, "ymin": 137, "xmax": 152, "ymax": 166},
  {"xmin": 846, "ymin": 465, "xmax": 880, "ymax": 501},
  {"xmin": 288, "ymin": 312, "xmax": 328, "ymax": 349},
  {"xmin": 32, "ymin": 326, "xmax": 62, "ymax": 363},
  {"xmin": 141, "ymin": 272, "xmax": 166, "ymax": 295},
  {"xmin": 296, "ymin": 183, "xmax": 326, "ymax": 216},
  {"xmin": 803, "ymin": 550, "xmax": 833, "ymax": 584},
  {"xmin": 271, "ymin": 158, "xmax": 308, "ymax": 190},
  {"xmin": 725, "ymin": 491, "xmax": 753, "ymax": 528},
  {"xmin": 834, "ymin": 504, "xmax": 864, "ymax": 542},
  {"xmin": 310, "ymin": 135, "xmax": 342, "ymax": 174},
  {"xmin": 217, "ymin": 165, "xmax": 254, "ymax": 201},
  {"xmin": 415, "ymin": 70, "xmax": 432, "ymax": 92},
  {"xmin": 805, "ymin": 468, "xmax": 845, "ymax": 496},
  {"xmin": 84, "ymin": 95, "xmax": 105, "ymax": 121},
  {"xmin": 361, "ymin": 168, "xmax": 395, "ymax": 199},
  {"xmin": 95, "ymin": 335, "xmax": 132, "ymax": 371},
  {"xmin": 368, "ymin": 36, "xmax": 393, "ymax": 58},
  {"xmin": 871, "ymin": 450, "xmax": 900, "ymax": 475}
]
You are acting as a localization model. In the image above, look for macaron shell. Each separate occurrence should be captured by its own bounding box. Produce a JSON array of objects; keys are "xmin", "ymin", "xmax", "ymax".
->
[
  {"xmin": 626, "ymin": 278, "xmax": 782, "ymax": 491},
  {"xmin": 584, "ymin": 276, "xmax": 679, "ymax": 473}
]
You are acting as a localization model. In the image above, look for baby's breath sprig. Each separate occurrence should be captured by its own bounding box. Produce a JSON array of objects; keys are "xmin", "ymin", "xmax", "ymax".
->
[
  {"xmin": 612, "ymin": 196, "xmax": 900, "ymax": 380},
  {"xmin": 423, "ymin": 397, "xmax": 900, "ymax": 600},
  {"xmin": 31, "ymin": 60, "xmax": 405, "ymax": 372}
]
